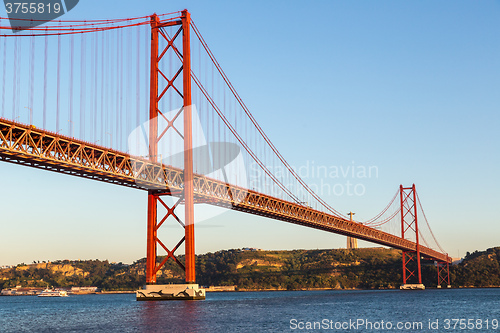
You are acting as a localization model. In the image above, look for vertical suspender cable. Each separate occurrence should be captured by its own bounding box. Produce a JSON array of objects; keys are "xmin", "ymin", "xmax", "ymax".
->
[
  {"xmin": 29, "ymin": 35, "xmax": 35, "ymax": 124},
  {"xmin": 89, "ymin": 31, "xmax": 95, "ymax": 141},
  {"xmin": 119, "ymin": 28, "xmax": 124, "ymax": 150},
  {"xmin": 100, "ymin": 29, "xmax": 105, "ymax": 145},
  {"xmin": 43, "ymin": 28, "xmax": 48, "ymax": 130},
  {"xmin": 107, "ymin": 27, "xmax": 112, "ymax": 145},
  {"xmin": 136, "ymin": 26, "xmax": 141, "ymax": 153},
  {"xmin": 56, "ymin": 24, "xmax": 61, "ymax": 132},
  {"xmin": 80, "ymin": 32, "xmax": 86, "ymax": 140},
  {"xmin": 222, "ymin": 76, "xmax": 226, "ymax": 170},
  {"xmin": 69, "ymin": 31, "xmax": 74, "ymax": 136},
  {"xmin": 144, "ymin": 24, "xmax": 148, "ymax": 134},
  {"xmin": 94, "ymin": 31, "xmax": 99, "ymax": 142},
  {"xmin": 16, "ymin": 39, "xmax": 21, "ymax": 121},
  {"xmin": 1, "ymin": 37, "xmax": 6, "ymax": 118},
  {"xmin": 115, "ymin": 28, "xmax": 120, "ymax": 150},
  {"xmin": 203, "ymin": 42, "xmax": 208, "ymax": 148},
  {"xmin": 110, "ymin": 29, "xmax": 114, "ymax": 148},
  {"xmin": 197, "ymin": 37, "xmax": 204, "ymax": 167},
  {"xmin": 211, "ymin": 60, "xmax": 214, "ymax": 147},
  {"xmin": 12, "ymin": 38, "xmax": 18, "ymax": 120},
  {"xmin": 120, "ymin": 28, "xmax": 124, "ymax": 150},
  {"xmin": 126, "ymin": 28, "xmax": 132, "ymax": 144}
]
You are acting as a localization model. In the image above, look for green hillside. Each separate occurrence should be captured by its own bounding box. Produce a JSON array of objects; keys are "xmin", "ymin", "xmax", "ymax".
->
[
  {"xmin": 452, "ymin": 247, "xmax": 500, "ymax": 287},
  {"xmin": 1, "ymin": 247, "xmax": 499, "ymax": 291}
]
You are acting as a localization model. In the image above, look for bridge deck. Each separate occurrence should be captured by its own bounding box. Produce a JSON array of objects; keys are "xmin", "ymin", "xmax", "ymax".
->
[{"xmin": 0, "ymin": 118, "xmax": 450, "ymax": 263}]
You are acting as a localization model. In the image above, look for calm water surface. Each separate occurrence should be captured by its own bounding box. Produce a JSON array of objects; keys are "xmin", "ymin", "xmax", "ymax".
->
[{"xmin": 1, "ymin": 288, "xmax": 499, "ymax": 332}]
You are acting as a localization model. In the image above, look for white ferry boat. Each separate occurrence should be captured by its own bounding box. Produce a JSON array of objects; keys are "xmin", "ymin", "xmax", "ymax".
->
[{"xmin": 38, "ymin": 289, "xmax": 69, "ymax": 297}]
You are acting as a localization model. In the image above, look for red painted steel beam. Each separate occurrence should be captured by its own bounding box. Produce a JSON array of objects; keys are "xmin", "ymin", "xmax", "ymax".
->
[
  {"xmin": 146, "ymin": 192, "xmax": 157, "ymax": 284},
  {"xmin": 146, "ymin": 14, "xmax": 160, "ymax": 284},
  {"xmin": 181, "ymin": 9, "xmax": 196, "ymax": 284},
  {"xmin": 413, "ymin": 184, "xmax": 422, "ymax": 284}
]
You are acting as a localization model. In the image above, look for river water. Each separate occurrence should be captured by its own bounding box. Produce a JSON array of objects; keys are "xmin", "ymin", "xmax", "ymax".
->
[{"xmin": 0, "ymin": 288, "xmax": 499, "ymax": 332}]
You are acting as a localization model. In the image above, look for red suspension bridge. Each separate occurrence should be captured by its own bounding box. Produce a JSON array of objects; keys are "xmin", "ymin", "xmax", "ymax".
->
[{"xmin": 0, "ymin": 10, "xmax": 451, "ymax": 299}]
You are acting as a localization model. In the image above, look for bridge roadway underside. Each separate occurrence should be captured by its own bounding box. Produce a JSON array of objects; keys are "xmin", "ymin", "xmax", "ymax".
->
[{"xmin": 0, "ymin": 118, "xmax": 450, "ymax": 263}]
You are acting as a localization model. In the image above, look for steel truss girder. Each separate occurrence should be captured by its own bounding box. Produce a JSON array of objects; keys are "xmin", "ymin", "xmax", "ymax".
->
[
  {"xmin": 0, "ymin": 118, "xmax": 450, "ymax": 264},
  {"xmin": 0, "ymin": 118, "xmax": 182, "ymax": 190}
]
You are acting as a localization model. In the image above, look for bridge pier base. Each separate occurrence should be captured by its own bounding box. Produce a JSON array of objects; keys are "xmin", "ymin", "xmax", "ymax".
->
[
  {"xmin": 400, "ymin": 284, "xmax": 425, "ymax": 290},
  {"xmin": 136, "ymin": 284, "xmax": 205, "ymax": 301}
]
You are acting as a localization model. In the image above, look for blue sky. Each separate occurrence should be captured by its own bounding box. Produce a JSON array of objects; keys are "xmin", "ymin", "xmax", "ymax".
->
[{"xmin": 1, "ymin": 0, "xmax": 499, "ymax": 265}]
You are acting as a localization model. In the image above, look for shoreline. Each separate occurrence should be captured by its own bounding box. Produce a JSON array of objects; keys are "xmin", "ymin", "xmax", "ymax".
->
[
  {"xmin": 210, "ymin": 285, "xmax": 500, "ymax": 292},
  {"xmin": 1, "ymin": 284, "xmax": 491, "ymax": 294},
  {"xmin": 2, "ymin": 286, "xmax": 499, "ymax": 296}
]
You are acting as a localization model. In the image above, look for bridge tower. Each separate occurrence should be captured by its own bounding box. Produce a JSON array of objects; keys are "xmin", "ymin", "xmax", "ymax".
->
[
  {"xmin": 399, "ymin": 184, "xmax": 424, "ymax": 290},
  {"xmin": 347, "ymin": 212, "xmax": 358, "ymax": 249},
  {"xmin": 399, "ymin": 184, "xmax": 451, "ymax": 290},
  {"xmin": 136, "ymin": 9, "xmax": 205, "ymax": 301},
  {"xmin": 436, "ymin": 258, "xmax": 451, "ymax": 288}
]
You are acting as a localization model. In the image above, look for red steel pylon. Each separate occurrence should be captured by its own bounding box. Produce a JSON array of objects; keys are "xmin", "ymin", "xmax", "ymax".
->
[
  {"xmin": 400, "ymin": 184, "xmax": 422, "ymax": 285},
  {"xmin": 437, "ymin": 258, "xmax": 451, "ymax": 287},
  {"xmin": 146, "ymin": 10, "xmax": 196, "ymax": 284}
]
